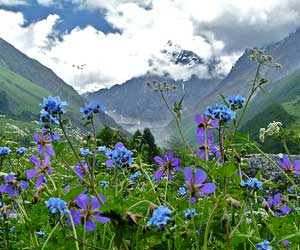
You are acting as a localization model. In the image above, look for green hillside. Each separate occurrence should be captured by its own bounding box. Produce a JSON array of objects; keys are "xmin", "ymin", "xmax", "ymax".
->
[
  {"xmin": 0, "ymin": 67, "xmax": 50, "ymax": 120},
  {"xmin": 240, "ymin": 70, "xmax": 300, "ymax": 153}
]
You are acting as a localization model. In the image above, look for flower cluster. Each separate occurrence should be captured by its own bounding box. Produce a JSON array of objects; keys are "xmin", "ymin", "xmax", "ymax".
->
[
  {"xmin": 204, "ymin": 104, "xmax": 235, "ymax": 123},
  {"xmin": 225, "ymin": 95, "xmax": 245, "ymax": 110},
  {"xmin": 184, "ymin": 208, "xmax": 197, "ymax": 219},
  {"xmin": 0, "ymin": 146, "xmax": 12, "ymax": 157},
  {"xmin": 0, "ymin": 173, "xmax": 28, "ymax": 198},
  {"xmin": 266, "ymin": 193, "xmax": 291, "ymax": 217},
  {"xmin": 240, "ymin": 178, "xmax": 263, "ymax": 191},
  {"xmin": 79, "ymin": 148, "xmax": 93, "ymax": 157},
  {"xmin": 259, "ymin": 121, "xmax": 283, "ymax": 143},
  {"xmin": 129, "ymin": 171, "xmax": 142, "ymax": 182},
  {"xmin": 154, "ymin": 152, "xmax": 180, "ymax": 180},
  {"xmin": 40, "ymin": 96, "xmax": 67, "ymax": 125},
  {"xmin": 45, "ymin": 197, "xmax": 70, "ymax": 215},
  {"xmin": 147, "ymin": 206, "xmax": 172, "ymax": 230},
  {"xmin": 16, "ymin": 147, "xmax": 26, "ymax": 155},
  {"xmin": 80, "ymin": 103, "xmax": 105, "ymax": 120},
  {"xmin": 102, "ymin": 143, "xmax": 133, "ymax": 167},
  {"xmin": 257, "ymin": 240, "xmax": 272, "ymax": 250}
]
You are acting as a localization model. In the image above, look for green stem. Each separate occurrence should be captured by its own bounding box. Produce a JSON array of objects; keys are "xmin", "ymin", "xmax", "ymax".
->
[
  {"xmin": 41, "ymin": 221, "xmax": 60, "ymax": 250},
  {"xmin": 203, "ymin": 199, "xmax": 219, "ymax": 250},
  {"xmin": 233, "ymin": 63, "xmax": 262, "ymax": 137},
  {"xmin": 69, "ymin": 214, "xmax": 80, "ymax": 250}
]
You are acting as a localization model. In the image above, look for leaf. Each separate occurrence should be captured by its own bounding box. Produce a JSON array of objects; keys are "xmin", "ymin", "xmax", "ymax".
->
[{"xmin": 64, "ymin": 186, "xmax": 86, "ymax": 201}]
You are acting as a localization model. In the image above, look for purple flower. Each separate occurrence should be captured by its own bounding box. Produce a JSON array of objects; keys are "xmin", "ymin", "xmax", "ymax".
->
[
  {"xmin": 74, "ymin": 162, "xmax": 89, "ymax": 180},
  {"xmin": 26, "ymin": 155, "xmax": 52, "ymax": 188},
  {"xmin": 266, "ymin": 193, "xmax": 291, "ymax": 217},
  {"xmin": 154, "ymin": 152, "xmax": 181, "ymax": 180},
  {"xmin": 0, "ymin": 173, "xmax": 28, "ymax": 198},
  {"xmin": 34, "ymin": 131, "xmax": 59, "ymax": 156},
  {"xmin": 277, "ymin": 154, "xmax": 300, "ymax": 175},
  {"xmin": 196, "ymin": 131, "xmax": 220, "ymax": 160},
  {"xmin": 69, "ymin": 194, "xmax": 110, "ymax": 231},
  {"xmin": 195, "ymin": 114, "xmax": 218, "ymax": 136},
  {"xmin": 184, "ymin": 167, "xmax": 216, "ymax": 202}
]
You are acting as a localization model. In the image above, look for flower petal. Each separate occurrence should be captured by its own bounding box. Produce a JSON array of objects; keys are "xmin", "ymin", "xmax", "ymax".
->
[
  {"xmin": 45, "ymin": 145, "xmax": 55, "ymax": 156},
  {"xmin": 76, "ymin": 194, "xmax": 89, "ymax": 210},
  {"xmin": 154, "ymin": 156, "xmax": 163, "ymax": 166},
  {"xmin": 26, "ymin": 169, "xmax": 39, "ymax": 179},
  {"xmin": 154, "ymin": 169, "xmax": 164, "ymax": 180},
  {"xmin": 94, "ymin": 213, "xmax": 110, "ymax": 223},
  {"xmin": 194, "ymin": 169, "xmax": 207, "ymax": 186},
  {"xmin": 91, "ymin": 196, "xmax": 100, "ymax": 210},
  {"xmin": 29, "ymin": 155, "xmax": 41, "ymax": 167},
  {"xmin": 85, "ymin": 218, "xmax": 96, "ymax": 231},
  {"xmin": 184, "ymin": 167, "xmax": 192, "ymax": 183},
  {"xmin": 35, "ymin": 175, "xmax": 44, "ymax": 188},
  {"xmin": 199, "ymin": 183, "xmax": 216, "ymax": 194}
]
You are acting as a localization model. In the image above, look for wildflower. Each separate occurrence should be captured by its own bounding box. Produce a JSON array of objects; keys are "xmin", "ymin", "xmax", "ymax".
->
[
  {"xmin": 40, "ymin": 96, "xmax": 67, "ymax": 124},
  {"xmin": 80, "ymin": 103, "xmax": 105, "ymax": 120},
  {"xmin": 36, "ymin": 231, "xmax": 46, "ymax": 237},
  {"xmin": 196, "ymin": 133, "xmax": 220, "ymax": 161},
  {"xmin": 260, "ymin": 121, "xmax": 283, "ymax": 142},
  {"xmin": 184, "ymin": 208, "xmax": 197, "ymax": 219},
  {"xmin": 194, "ymin": 114, "xmax": 218, "ymax": 136},
  {"xmin": 204, "ymin": 104, "xmax": 235, "ymax": 123},
  {"xmin": 45, "ymin": 197, "xmax": 70, "ymax": 215},
  {"xmin": 79, "ymin": 148, "xmax": 93, "ymax": 157},
  {"xmin": 225, "ymin": 95, "xmax": 245, "ymax": 110},
  {"xmin": 105, "ymin": 143, "xmax": 133, "ymax": 167},
  {"xmin": 10, "ymin": 226, "xmax": 15, "ymax": 233},
  {"xmin": 178, "ymin": 187, "xmax": 187, "ymax": 196},
  {"xmin": 69, "ymin": 194, "xmax": 110, "ymax": 231},
  {"xmin": 266, "ymin": 193, "xmax": 291, "ymax": 217},
  {"xmin": 240, "ymin": 178, "xmax": 263, "ymax": 191},
  {"xmin": 147, "ymin": 206, "xmax": 172, "ymax": 230},
  {"xmin": 0, "ymin": 173, "xmax": 28, "ymax": 198},
  {"xmin": 34, "ymin": 130, "xmax": 59, "ymax": 156},
  {"xmin": 99, "ymin": 181, "xmax": 108, "ymax": 188},
  {"xmin": 259, "ymin": 128, "xmax": 266, "ymax": 142},
  {"xmin": 74, "ymin": 162, "xmax": 89, "ymax": 180},
  {"xmin": 184, "ymin": 167, "xmax": 216, "ymax": 202},
  {"xmin": 97, "ymin": 146, "xmax": 108, "ymax": 153},
  {"xmin": 154, "ymin": 152, "xmax": 180, "ymax": 180},
  {"xmin": 16, "ymin": 147, "xmax": 26, "ymax": 155},
  {"xmin": 277, "ymin": 154, "xmax": 300, "ymax": 175},
  {"xmin": 0, "ymin": 147, "xmax": 12, "ymax": 157},
  {"xmin": 129, "ymin": 171, "xmax": 142, "ymax": 182},
  {"xmin": 26, "ymin": 155, "xmax": 52, "ymax": 188},
  {"xmin": 257, "ymin": 240, "xmax": 272, "ymax": 250}
]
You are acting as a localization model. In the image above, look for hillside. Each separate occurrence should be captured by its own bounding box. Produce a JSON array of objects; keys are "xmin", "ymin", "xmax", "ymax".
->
[{"xmin": 0, "ymin": 38, "xmax": 120, "ymax": 130}]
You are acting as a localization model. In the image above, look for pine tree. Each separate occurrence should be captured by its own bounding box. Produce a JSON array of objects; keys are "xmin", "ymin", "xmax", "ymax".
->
[{"xmin": 142, "ymin": 128, "xmax": 160, "ymax": 163}]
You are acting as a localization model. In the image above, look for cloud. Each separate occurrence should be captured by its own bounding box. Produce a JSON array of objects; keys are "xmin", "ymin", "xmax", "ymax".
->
[
  {"xmin": 36, "ymin": 0, "xmax": 55, "ymax": 7},
  {"xmin": 0, "ymin": 1, "xmax": 300, "ymax": 94},
  {"xmin": 0, "ymin": 0, "xmax": 27, "ymax": 5}
]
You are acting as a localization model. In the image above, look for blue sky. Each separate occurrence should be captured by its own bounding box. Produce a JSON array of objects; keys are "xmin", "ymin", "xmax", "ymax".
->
[{"xmin": 0, "ymin": 0, "xmax": 299, "ymax": 93}]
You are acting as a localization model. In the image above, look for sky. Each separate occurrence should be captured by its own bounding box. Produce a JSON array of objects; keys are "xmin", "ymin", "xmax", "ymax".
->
[{"xmin": 0, "ymin": 0, "xmax": 299, "ymax": 93}]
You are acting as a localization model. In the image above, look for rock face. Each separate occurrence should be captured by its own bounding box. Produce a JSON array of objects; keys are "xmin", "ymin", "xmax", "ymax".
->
[{"xmin": 244, "ymin": 154, "xmax": 298, "ymax": 182}]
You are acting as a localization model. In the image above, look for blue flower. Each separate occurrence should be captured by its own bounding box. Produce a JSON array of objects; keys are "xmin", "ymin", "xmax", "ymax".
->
[
  {"xmin": 204, "ymin": 104, "xmax": 235, "ymax": 123},
  {"xmin": 9, "ymin": 226, "xmax": 15, "ymax": 233},
  {"xmin": 45, "ymin": 197, "xmax": 70, "ymax": 216},
  {"xmin": 240, "ymin": 178, "xmax": 262, "ymax": 191},
  {"xmin": 225, "ymin": 95, "xmax": 245, "ymax": 110},
  {"xmin": 36, "ymin": 231, "xmax": 46, "ymax": 237},
  {"xmin": 178, "ymin": 187, "xmax": 187, "ymax": 196},
  {"xmin": 257, "ymin": 240, "xmax": 272, "ymax": 250},
  {"xmin": 40, "ymin": 96, "xmax": 67, "ymax": 125},
  {"xmin": 16, "ymin": 147, "xmax": 26, "ymax": 155},
  {"xmin": 79, "ymin": 148, "xmax": 93, "ymax": 156},
  {"xmin": 80, "ymin": 103, "xmax": 105, "ymax": 120},
  {"xmin": 99, "ymin": 181, "xmax": 109, "ymax": 188},
  {"xmin": 147, "ymin": 206, "xmax": 172, "ymax": 230},
  {"xmin": 105, "ymin": 143, "xmax": 133, "ymax": 167},
  {"xmin": 184, "ymin": 208, "xmax": 197, "ymax": 219},
  {"xmin": 0, "ymin": 147, "xmax": 12, "ymax": 157},
  {"xmin": 129, "ymin": 171, "xmax": 142, "ymax": 181}
]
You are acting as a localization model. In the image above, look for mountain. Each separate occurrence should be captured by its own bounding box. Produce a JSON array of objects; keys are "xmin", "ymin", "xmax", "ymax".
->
[
  {"xmin": 0, "ymin": 38, "xmax": 119, "ymax": 130},
  {"xmin": 87, "ymin": 41, "xmax": 221, "ymax": 145}
]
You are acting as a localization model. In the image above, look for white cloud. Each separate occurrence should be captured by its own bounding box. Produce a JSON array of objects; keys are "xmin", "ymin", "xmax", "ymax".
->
[
  {"xmin": 36, "ymin": 0, "xmax": 55, "ymax": 7},
  {"xmin": 1, "ymin": 1, "xmax": 300, "ymax": 93},
  {"xmin": 0, "ymin": 0, "xmax": 27, "ymax": 5}
]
